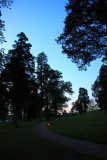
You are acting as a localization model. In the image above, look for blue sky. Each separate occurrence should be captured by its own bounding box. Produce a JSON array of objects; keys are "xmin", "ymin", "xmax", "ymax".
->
[{"xmin": 1, "ymin": 0, "xmax": 103, "ymax": 112}]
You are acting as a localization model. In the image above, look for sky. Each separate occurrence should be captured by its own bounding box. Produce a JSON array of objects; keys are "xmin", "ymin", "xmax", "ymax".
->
[{"xmin": 1, "ymin": 0, "xmax": 103, "ymax": 112}]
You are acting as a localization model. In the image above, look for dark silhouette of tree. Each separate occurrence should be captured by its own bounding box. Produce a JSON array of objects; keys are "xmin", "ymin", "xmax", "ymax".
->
[
  {"xmin": 46, "ymin": 70, "xmax": 73, "ymax": 118},
  {"xmin": 25, "ymin": 79, "xmax": 40, "ymax": 121},
  {"xmin": 3, "ymin": 32, "xmax": 36, "ymax": 126},
  {"xmin": 36, "ymin": 52, "xmax": 73, "ymax": 119},
  {"xmin": 74, "ymin": 87, "xmax": 90, "ymax": 114},
  {"xmin": 36, "ymin": 52, "xmax": 51, "ymax": 118},
  {"xmin": 0, "ymin": 77, "xmax": 8, "ymax": 121},
  {"xmin": 0, "ymin": 48, "xmax": 5, "ymax": 72},
  {"xmin": 0, "ymin": 48, "xmax": 8, "ymax": 120},
  {"xmin": 0, "ymin": 0, "xmax": 14, "ymax": 43},
  {"xmin": 42, "ymin": 69, "xmax": 63, "ymax": 119},
  {"xmin": 92, "ymin": 64, "xmax": 107, "ymax": 111},
  {"xmin": 0, "ymin": 11, "xmax": 5, "ymax": 44},
  {"xmin": 73, "ymin": 99, "xmax": 83, "ymax": 115},
  {"xmin": 0, "ymin": 0, "xmax": 13, "ymax": 8},
  {"xmin": 52, "ymin": 80, "xmax": 73, "ymax": 117},
  {"xmin": 56, "ymin": 0, "xmax": 107, "ymax": 70},
  {"xmin": 0, "ymin": 42, "xmax": 73, "ymax": 123}
]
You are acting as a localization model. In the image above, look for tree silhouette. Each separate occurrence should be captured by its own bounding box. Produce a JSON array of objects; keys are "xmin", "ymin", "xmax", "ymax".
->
[
  {"xmin": 3, "ymin": 32, "xmax": 35, "ymax": 126},
  {"xmin": 0, "ymin": 0, "xmax": 13, "ymax": 8},
  {"xmin": 36, "ymin": 52, "xmax": 73, "ymax": 119},
  {"xmin": 50, "ymin": 80, "xmax": 73, "ymax": 117},
  {"xmin": 56, "ymin": 0, "xmax": 107, "ymax": 70},
  {"xmin": 0, "ymin": 77, "xmax": 8, "ymax": 121},
  {"xmin": 92, "ymin": 64, "xmax": 107, "ymax": 111},
  {"xmin": 0, "ymin": 0, "xmax": 14, "ymax": 43},
  {"xmin": 0, "ymin": 48, "xmax": 8, "ymax": 120},
  {"xmin": 36, "ymin": 52, "xmax": 51, "ymax": 118},
  {"xmin": 74, "ymin": 87, "xmax": 90, "ymax": 114}
]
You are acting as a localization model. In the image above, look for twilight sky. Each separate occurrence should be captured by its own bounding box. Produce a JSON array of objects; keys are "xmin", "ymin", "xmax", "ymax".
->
[{"xmin": 1, "ymin": 0, "xmax": 103, "ymax": 112}]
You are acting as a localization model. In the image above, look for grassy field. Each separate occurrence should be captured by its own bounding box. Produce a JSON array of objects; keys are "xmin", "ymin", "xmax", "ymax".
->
[
  {"xmin": 49, "ymin": 112, "xmax": 107, "ymax": 145},
  {"xmin": 0, "ymin": 120, "xmax": 102, "ymax": 160}
]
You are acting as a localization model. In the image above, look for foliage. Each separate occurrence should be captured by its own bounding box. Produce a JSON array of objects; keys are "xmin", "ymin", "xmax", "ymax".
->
[
  {"xmin": 73, "ymin": 88, "xmax": 90, "ymax": 114},
  {"xmin": 0, "ymin": 81, "xmax": 8, "ymax": 120},
  {"xmin": 0, "ymin": 12, "xmax": 5, "ymax": 44},
  {"xmin": 36, "ymin": 52, "xmax": 73, "ymax": 119},
  {"xmin": 0, "ymin": 0, "xmax": 13, "ymax": 8},
  {"xmin": 0, "ymin": 0, "xmax": 14, "ymax": 43},
  {"xmin": 36, "ymin": 52, "xmax": 50, "ymax": 115},
  {"xmin": 56, "ymin": 0, "xmax": 107, "ymax": 70},
  {"xmin": 88, "ymin": 99, "xmax": 99, "ymax": 111},
  {"xmin": 0, "ymin": 48, "xmax": 5, "ymax": 72},
  {"xmin": 0, "ymin": 49, "xmax": 8, "ymax": 120},
  {"xmin": 0, "ymin": 34, "xmax": 73, "ymax": 123},
  {"xmin": 2, "ymin": 32, "xmax": 36, "ymax": 126},
  {"xmin": 92, "ymin": 64, "xmax": 107, "ymax": 111}
]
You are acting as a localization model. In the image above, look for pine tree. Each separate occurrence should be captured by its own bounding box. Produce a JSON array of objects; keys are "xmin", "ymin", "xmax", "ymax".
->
[{"xmin": 3, "ymin": 32, "xmax": 35, "ymax": 126}]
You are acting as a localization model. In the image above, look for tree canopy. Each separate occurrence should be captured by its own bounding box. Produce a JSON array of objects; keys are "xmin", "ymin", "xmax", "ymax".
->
[
  {"xmin": 36, "ymin": 52, "xmax": 73, "ymax": 119},
  {"xmin": 56, "ymin": 0, "xmax": 107, "ymax": 70},
  {"xmin": 92, "ymin": 64, "xmax": 107, "ymax": 111},
  {"xmin": 1, "ymin": 32, "xmax": 36, "ymax": 126},
  {"xmin": 0, "ymin": 0, "xmax": 13, "ymax": 8},
  {"xmin": 73, "ymin": 87, "xmax": 90, "ymax": 114},
  {"xmin": 0, "ymin": 33, "xmax": 74, "ymax": 124},
  {"xmin": 0, "ymin": 0, "xmax": 14, "ymax": 43}
]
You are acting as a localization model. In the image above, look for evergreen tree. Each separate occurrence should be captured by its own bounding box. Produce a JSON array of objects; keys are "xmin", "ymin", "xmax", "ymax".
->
[{"xmin": 3, "ymin": 32, "xmax": 35, "ymax": 126}]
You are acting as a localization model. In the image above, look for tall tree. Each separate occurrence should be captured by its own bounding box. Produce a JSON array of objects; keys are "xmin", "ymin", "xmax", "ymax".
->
[
  {"xmin": 42, "ymin": 69, "xmax": 63, "ymax": 118},
  {"xmin": 56, "ymin": 0, "xmax": 107, "ymax": 70},
  {"xmin": 75, "ymin": 87, "xmax": 90, "ymax": 114},
  {"xmin": 36, "ymin": 52, "xmax": 73, "ymax": 119},
  {"xmin": 3, "ymin": 32, "xmax": 35, "ymax": 126},
  {"xmin": 36, "ymin": 52, "xmax": 51, "ymax": 118},
  {"xmin": 92, "ymin": 64, "xmax": 107, "ymax": 111},
  {"xmin": 44, "ymin": 69, "xmax": 73, "ymax": 118}
]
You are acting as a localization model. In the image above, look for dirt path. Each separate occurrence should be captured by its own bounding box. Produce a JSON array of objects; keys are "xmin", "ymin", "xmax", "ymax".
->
[{"xmin": 36, "ymin": 122, "xmax": 107, "ymax": 160}]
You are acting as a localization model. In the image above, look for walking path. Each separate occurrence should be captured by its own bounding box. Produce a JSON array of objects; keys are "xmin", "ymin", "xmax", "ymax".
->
[{"xmin": 36, "ymin": 122, "xmax": 107, "ymax": 160}]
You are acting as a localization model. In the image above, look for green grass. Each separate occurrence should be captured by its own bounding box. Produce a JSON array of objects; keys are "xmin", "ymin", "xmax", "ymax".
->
[
  {"xmin": 0, "ymin": 120, "xmax": 102, "ymax": 160},
  {"xmin": 50, "ymin": 112, "xmax": 107, "ymax": 144}
]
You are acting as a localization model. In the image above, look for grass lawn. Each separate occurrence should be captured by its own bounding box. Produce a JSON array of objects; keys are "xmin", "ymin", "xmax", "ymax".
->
[
  {"xmin": 0, "ymin": 120, "xmax": 102, "ymax": 160},
  {"xmin": 49, "ymin": 112, "xmax": 107, "ymax": 145}
]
